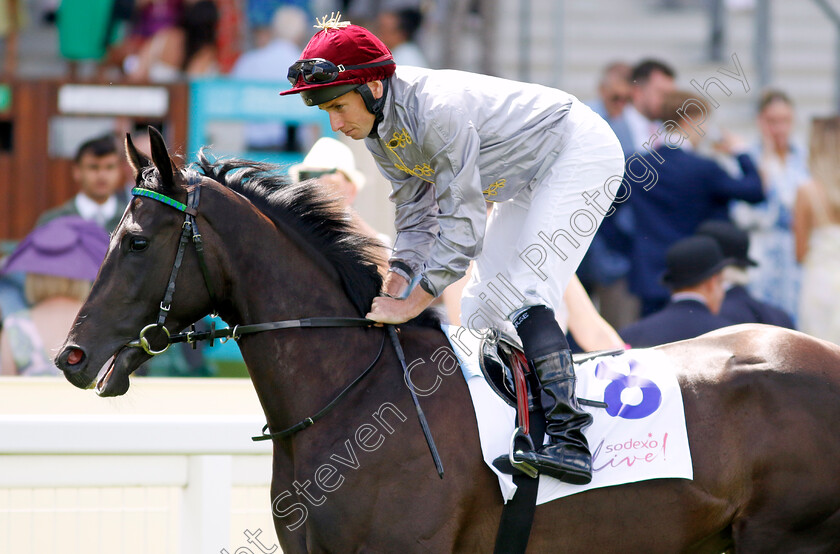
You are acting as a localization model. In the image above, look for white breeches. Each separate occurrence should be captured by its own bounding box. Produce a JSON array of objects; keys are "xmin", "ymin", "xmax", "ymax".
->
[{"xmin": 460, "ymin": 101, "xmax": 625, "ymax": 336}]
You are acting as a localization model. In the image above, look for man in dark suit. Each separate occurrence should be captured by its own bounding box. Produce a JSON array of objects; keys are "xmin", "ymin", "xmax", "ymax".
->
[
  {"xmin": 620, "ymin": 236, "xmax": 733, "ymax": 348},
  {"xmin": 696, "ymin": 220, "xmax": 795, "ymax": 328},
  {"xmin": 579, "ymin": 61, "xmax": 640, "ymax": 330},
  {"xmin": 37, "ymin": 134, "xmax": 128, "ymax": 233},
  {"xmin": 628, "ymin": 90, "xmax": 765, "ymax": 316}
]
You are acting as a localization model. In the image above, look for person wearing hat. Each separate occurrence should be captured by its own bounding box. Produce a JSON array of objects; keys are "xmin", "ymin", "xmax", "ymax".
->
[
  {"xmin": 289, "ymin": 136, "xmax": 391, "ymax": 272},
  {"xmin": 289, "ymin": 136, "xmax": 369, "ymax": 205},
  {"xmin": 619, "ymin": 235, "xmax": 733, "ymax": 348},
  {"xmin": 282, "ymin": 13, "xmax": 625, "ymax": 484},
  {"xmin": 696, "ymin": 220, "xmax": 794, "ymax": 329},
  {"xmin": 0, "ymin": 216, "xmax": 109, "ymax": 376}
]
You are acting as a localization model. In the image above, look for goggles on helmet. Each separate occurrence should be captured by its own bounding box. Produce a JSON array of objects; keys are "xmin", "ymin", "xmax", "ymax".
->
[
  {"xmin": 298, "ymin": 169, "xmax": 338, "ymax": 181},
  {"xmin": 287, "ymin": 58, "xmax": 395, "ymax": 86}
]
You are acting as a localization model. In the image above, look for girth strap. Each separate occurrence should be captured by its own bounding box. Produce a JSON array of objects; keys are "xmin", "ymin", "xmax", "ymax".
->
[{"xmin": 494, "ymin": 411, "xmax": 546, "ymax": 553}]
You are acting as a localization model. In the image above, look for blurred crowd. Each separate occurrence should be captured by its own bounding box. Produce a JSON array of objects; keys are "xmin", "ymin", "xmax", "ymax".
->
[
  {"xmin": 0, "ymin": 0, "xmax": 429, "ymax": 80},
  {"xmin": 1, "ymin": 2, "xmax": 840, "ymax": 378},
  {"xmin": 580, "ymin": 57, "xmax": 837, "ymax": 349}
]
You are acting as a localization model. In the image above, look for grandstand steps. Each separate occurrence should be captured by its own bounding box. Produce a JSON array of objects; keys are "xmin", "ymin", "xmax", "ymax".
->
[{"xmin": 491, "ymin": 0, "xmax": 839, "ymax": 144}]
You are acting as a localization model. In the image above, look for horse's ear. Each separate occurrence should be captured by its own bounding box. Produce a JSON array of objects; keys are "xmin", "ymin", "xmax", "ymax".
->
[
  {"xmin": 148, "ymin": 126, "xmax": 177, "ymax": 192},
  {"xmin": 125, "ymin": 133, "xmax": 152, "ymax": 181}
]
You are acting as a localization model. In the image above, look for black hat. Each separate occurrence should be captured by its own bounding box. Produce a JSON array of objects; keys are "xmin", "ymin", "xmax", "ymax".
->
[
  {"xmin": 695, "ymin": 220, "xmax": 757, "ymax": 268},
  {"xmin": 661, "ymin": 235, "xmax": 734, "ymax": 289}
]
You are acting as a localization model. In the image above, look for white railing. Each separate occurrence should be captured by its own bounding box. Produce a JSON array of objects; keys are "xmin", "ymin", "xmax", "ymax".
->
[{"xmin": 0, "ymin": 377, "xmax": 277, "ymax": 554}]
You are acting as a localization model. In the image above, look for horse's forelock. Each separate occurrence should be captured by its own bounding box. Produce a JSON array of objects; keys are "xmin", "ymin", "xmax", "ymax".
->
[{"xmin": 136, "ymin": 165, "xmax": 191, "ymax": 195}]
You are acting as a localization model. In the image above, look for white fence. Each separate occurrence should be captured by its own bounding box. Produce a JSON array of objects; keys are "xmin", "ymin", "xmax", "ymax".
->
[{"xmin": 0, "ymin": 377, "xmax": 278, "ymax": 554}]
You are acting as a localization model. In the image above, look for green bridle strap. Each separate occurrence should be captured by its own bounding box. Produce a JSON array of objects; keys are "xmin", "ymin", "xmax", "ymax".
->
[{"xmin": 131, "ymin": 187, "xmax": 189, "ymax": 212}]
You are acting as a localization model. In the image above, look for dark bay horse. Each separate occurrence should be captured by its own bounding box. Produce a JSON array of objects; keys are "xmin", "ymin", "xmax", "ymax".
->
[{"xmin": 57, "ymin": 129, "xmax": 840, "ymax": 552}]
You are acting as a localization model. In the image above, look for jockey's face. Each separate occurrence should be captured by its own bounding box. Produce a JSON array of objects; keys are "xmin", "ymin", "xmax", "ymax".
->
[{"xmin": 318, "ymin": 81, "xmax": 383, "ymax": 140}]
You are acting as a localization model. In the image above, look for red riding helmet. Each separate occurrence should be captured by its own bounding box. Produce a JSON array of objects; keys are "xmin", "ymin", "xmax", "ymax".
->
[{"xmin": 280, "ymin": 13, "xmax": 396, "ymax": 106}]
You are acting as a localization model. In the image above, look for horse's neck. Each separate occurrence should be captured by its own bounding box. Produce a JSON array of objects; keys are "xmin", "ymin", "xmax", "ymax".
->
[
  {"xmin": 218, "ymin": 216, "xmax": 380, "ymax": 436},
  {"xmin": 218, "ymin": 212, "xmax": 357, "ymax": 323}
]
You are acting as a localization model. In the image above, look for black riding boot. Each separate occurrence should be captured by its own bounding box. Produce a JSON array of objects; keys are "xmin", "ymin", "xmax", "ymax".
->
[{"xmin": 511, "ymin": 306, "xmax": 593, "ymax": 485}]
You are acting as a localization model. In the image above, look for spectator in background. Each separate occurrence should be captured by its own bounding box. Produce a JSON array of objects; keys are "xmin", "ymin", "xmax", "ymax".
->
[
  {"xmin": 578, "ymin": 61, "xmax": 638, "ymax": 330},
  {"xmin": 125, "ymin": 0, "xmax": 219, "ymax": 82},
  {"xmin": 588, "ymin": 61, "xmax": 634, "ymax": 155},
  {"xmin": 731, "ymin": 89, "xmax": 808, "ymax": 320},
  {"xmin": 376, "ymin": 7, "xmax": 428, "ymax": 67},
  {"xmin": 231, "ymin": 5, "xmax": 308, "ymax": 151},
  {"xmin": 128, "ymin": 0, "xmax": 184, "ymax": 46},
  {"xmin": 244, "ymin": 0, "xmax": 309, "ymax": 49},
  {"xmin": 625, "ymin": 59, "xmax": 676, "ymax": 151},
  {"xmin": 101, "ymin": 0, "xmax": 183, "ymax": 79},
  {"xmin": 56, "ymin": 0, "xmax": 125, "ymax": 79},
  {"xmin": 696, "ymin": 219, "xmax": 794, "ymax": 328},
  {"xmin": 794, "ymin": 116, "xmax": 840, "ymax": 344},
  {"xmin": 38, "ymin": 134, "xmax": 128, "ymax": 233},
  {"xmin": 620, "ymin": 236, "xmax": 732, "ymax": 348},
  {"xmin": 213, "ymin": 0, "xmax": 242, "ymax": 73},
  {"xmin": 232, "ymin": 5, "xmax": 306, "ymax": 78},
  {"xmin": 580, "ymin": 59, "xmax": 673, "ymax": 327},
  {"xmin": 628, "ymin": 90, "xmax": 764, "ymax": 316},
  {"xmin": 0, "ymin": 217, "xmax": 109, "ymax": 376}
]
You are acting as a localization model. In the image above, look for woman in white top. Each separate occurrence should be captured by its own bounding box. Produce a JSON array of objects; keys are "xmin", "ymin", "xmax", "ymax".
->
[{"xmin": 794, "ymin": 116, "xmax": 840, "ymax": 344}]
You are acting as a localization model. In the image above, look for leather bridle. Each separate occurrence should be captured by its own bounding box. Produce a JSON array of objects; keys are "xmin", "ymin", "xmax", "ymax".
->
[
  {"xmin": 122, "ymin": 178, "xmax": 442, "ymax": 476},
  {"xmin": 127, "ymin": 180, "xmax": 221, "ymax": 355},
  {"xmin": 126, "ymin": 179, "xmax": 375, "ymax": 356}
]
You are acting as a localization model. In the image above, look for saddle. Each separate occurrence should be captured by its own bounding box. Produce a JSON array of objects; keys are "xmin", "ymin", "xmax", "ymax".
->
[{"xmin": 478, "ymin": 330, "xmax": 620, "ymax": 411}]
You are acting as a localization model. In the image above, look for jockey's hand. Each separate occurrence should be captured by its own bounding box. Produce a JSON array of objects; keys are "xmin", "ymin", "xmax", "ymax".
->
[{"xmin": 366, "ymin": 283, "xmax": 435, "ymax": 324}]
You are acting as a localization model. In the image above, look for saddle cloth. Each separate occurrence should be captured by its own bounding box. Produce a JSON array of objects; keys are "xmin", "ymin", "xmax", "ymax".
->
[{"xmin": 441, "ymin": 325, "xmax": 693, "ymax": 504}]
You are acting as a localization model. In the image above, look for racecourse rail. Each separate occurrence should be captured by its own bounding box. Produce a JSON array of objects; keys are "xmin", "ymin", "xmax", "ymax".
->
[{"xmin": 0, "ymin": 377, "xmax": 275, "ymax": 553}]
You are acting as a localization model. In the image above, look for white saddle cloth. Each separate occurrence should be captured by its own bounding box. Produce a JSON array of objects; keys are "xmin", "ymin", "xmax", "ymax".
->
[{"xmin": 442, "ymin": 325, "xmax": 693, "ymax": 504}]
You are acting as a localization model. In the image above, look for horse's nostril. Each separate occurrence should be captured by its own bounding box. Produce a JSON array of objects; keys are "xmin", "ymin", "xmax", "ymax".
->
[
  {"xmin": 59, "ymin": 345, "xmax": 87, "ymax": 373},
  {"xmin": 66, "ymin": 348, "xmax": 84, "ymax": 366}
]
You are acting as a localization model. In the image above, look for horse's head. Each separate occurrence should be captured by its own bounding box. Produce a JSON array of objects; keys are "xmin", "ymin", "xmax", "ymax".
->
[{"xmin": 56, "ymin": 127, "xmax": 220, "ymax": 396}]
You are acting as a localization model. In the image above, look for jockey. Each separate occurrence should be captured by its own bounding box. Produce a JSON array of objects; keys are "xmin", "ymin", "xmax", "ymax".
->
[{"xmin": 281, "ymin": 13, "xmax": 625, "ymax": 485}]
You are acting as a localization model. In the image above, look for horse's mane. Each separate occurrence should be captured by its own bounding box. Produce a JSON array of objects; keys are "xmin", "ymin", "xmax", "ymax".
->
[
  {"xmin": 138, "ymin": 150, "xmax": 442, "ymax": 326},
  {"xmin": 191, "ymin": 152, "xmax": 383, "ymax": 317}
]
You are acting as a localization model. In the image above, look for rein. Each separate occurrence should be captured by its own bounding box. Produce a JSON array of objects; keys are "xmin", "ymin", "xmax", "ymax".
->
[{"xmin": 125, "ymin": 180, "xmax": 443, "ymax": 476}]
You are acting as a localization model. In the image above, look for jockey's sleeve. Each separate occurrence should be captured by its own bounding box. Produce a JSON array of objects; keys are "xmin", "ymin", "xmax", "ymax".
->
[
  {"xmin": 366, "ymin": 146, "xmax": 439, "ymax": 285},
  {"xmin": 365, "ymin": 102, "xmax": 487, "ymax": 298},
  {"xmin": 416, "ymin": 113, "xmax": 486, "ymax": 297}
]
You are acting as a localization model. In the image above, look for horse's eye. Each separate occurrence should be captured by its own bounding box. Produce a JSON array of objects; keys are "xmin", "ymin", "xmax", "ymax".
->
[{"xmin": 129, "ymin": 237, "xmax": 149, "ymax": 252}]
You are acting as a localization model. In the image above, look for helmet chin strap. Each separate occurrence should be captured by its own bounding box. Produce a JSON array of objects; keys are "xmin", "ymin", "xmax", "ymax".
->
[{"xmin": 357, "ymin": 79, "xmax": 390, "ymax": 138}]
